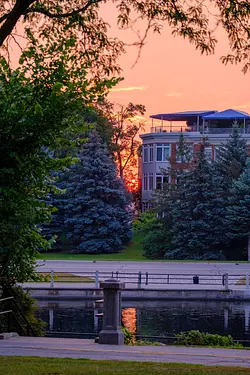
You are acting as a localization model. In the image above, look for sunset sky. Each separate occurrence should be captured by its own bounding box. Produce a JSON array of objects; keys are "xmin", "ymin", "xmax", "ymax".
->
[
  {"xmin": 8, "ymin": 3, "xmax": 250, "ymax": 132},
  {"xmin": 102, "ymin": 4, "xmax": 250, "ymax": 130}
]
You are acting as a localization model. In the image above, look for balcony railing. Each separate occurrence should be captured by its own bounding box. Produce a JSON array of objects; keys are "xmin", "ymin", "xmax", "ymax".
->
[
  {"xmin": 203, "ymin": 127, "xmax": 250, "ymax": 134},
  {"xmin": 150, "ymin": 126, "xmax": 196, "ymax": 133},
  {"xmin": 149, "ymin": 126, "xmax": 250, "ymax": 135}
]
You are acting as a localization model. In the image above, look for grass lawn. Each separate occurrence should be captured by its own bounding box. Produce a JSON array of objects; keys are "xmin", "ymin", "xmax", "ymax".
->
[
  {"xmin": 37, "ymin": 234, "xmax": 147, "ymax": 261},
  {"xmin": 1, "ymin": 357, "xmax": 250, "ymax": 375},
  {"xmin": 36, "ymin": 234, "xmax": 250, "ymax": 263},
  {"xmin": 38, "ymin": 272, "xmax": 95, "ymax": 282}
]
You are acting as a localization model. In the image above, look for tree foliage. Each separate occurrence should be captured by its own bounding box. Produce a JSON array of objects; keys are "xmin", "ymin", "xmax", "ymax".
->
[
  {"xmin": 145, "ymin": 128, "xmax": 250, "ymax": 261},
  {"xmin": 226, "ymin": 159, "xmax": 250, "ymax": 260},
  {"xmin": 65, "ymin": 131, "xmax": 132, "ymax": 254},
  {"xmin": 214, "ymin": 123, "xmax": 248, "ymax": 187},
  {"xmin": 99, "ymin": 101, "xmax": 145, "ymax": 183},
  {"xmin": 0, "ymin": 1, "xmax": 250, "ymax": 72},
  {"xmin": 170, "ymin": 145, "xmax": 225, "ymax": 260},
  {"xmin": 0, "ymin": 37, "xmax": 117, "ymax": 286}
]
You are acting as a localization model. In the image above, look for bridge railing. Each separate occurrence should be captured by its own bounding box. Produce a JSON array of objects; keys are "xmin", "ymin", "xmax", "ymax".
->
[{"xmin": 36, "ymin": 271, "xmax": 250, "ymax": 290}]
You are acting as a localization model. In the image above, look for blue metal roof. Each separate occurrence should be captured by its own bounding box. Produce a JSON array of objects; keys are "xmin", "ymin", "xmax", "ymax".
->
[
  {"xmin": 150, "ymin": 110, "xmax": 217, "ymax": 122},
  {"xmin": 202, "ymin": 109, "xmax": 250, "ymax": 120}
]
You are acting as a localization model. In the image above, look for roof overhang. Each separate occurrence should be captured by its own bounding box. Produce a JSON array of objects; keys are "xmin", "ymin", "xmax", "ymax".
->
[
  {"xmin": 203, "ymin": 109, "xmax": 250, "ymax": 120},
  {"xmin": 150, "ymin": 110, "xmax": 217, "ymax": 122}
]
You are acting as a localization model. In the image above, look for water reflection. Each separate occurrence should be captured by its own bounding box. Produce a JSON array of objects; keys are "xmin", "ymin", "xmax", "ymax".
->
[
  {"xmin": 122, "ymin": 308, "xmax": 137, "ymax": 334},
  {"xmin": 36, "ymin": 300, "xmax": 250, "ymax": 343}
]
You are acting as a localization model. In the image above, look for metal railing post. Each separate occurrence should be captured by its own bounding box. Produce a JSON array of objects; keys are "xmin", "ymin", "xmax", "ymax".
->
[
  {"xmin": 50, "ymin": 270, "xmax": 54, "ymax": 288},
  {"xmin": 7, "ymin": 311, "xmax": 11, "ymax": 333},
  {"xmin": 145, "ymin": 272, "xmax": 149, "ymax": 286},
  {"xmin": 138, "ymin": 271, "xmax": 142, "ymax": 288},
  {"xmin": 95, "ymin": 270, "xmax": 99, "ymax": 288},
  {"xmin": 224, "ymin": 273, "xmax": 229, "ymax": 290},
  {"xmin": 246, "ymin": 273, "xmax": 249, "ymax": 292},
  {"xmin": 116, "ymin": 271, "xmax": 119, "ymax": 279}
]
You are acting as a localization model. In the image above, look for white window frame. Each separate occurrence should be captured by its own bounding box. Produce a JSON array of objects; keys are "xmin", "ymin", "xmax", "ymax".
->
[
  {"xmin": 143, "ymin": 174, "xmax": 148, "ymax": 191},
  {"xmin": 155, "ymin": 173, "xmax": 170, "ymax": 190},
  {"xmin": 142, "ymin": 202, "xmax": 152, "ymax": 212},
  {"xmin": 149, "ymin": 144, "xmax": 154, "ymax": 162},
  {"xmin": 156, "ymin": 144, "xmax": 171, "ymax": 162},
  {"xmin": 143, "ymin": 145, "xmax": 148, "ymax": 163},
  {"xmin": 148, "ymin": 173, "xmax": 154, "ymax": 190}
]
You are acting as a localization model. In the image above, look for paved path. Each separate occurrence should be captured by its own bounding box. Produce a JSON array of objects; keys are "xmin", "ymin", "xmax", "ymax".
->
[
  {"xmin": 1, "ymin": 337, "xmax": 250, "ymax": 368},
  {"xmin": 37, "ymin": 260, "xmax": 250, "ymax": 275}
]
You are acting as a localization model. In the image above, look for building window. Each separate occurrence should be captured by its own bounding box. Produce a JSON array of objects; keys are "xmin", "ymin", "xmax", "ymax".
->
[
  {"xmin": 143, "ymin": 174, "xmax": 148, "ymax": 191},
  {"xmin": 149, "ymin": 144, "xmax": 154, "ymax": 162},
  {"xmin": 156, "ymin": 173, "xmax": 169, "ymax": 189},
  {"xmin": 149, "ymin": 174, "xmax": 154, "ymax": 190},
  {"xmin": 143, "ymin": 145, "xmax": 148, "ymax": 163},
  {"xmin": 142, "ymin": 202, "xmax": 152, "ymax": 212},
  {"xmin": 156, "ymin": 144, "xmax": 170, "ymax": 162}
]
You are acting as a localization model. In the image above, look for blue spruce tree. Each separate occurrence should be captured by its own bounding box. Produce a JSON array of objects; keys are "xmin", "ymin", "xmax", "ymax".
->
[
  {"xmin": 215, "ymin": 122, "xmax": 248, "ymax": 186},
  {"xmin": 65, "ymin": 131, "xmax": 132, "ymax": 253},
  {"xmin": 169, "ymin": 144, "xmax": 226, "ymax": 260},
  {"xmin": 226, "ymin": 159, "xmax": 250, "ymax": 261}
]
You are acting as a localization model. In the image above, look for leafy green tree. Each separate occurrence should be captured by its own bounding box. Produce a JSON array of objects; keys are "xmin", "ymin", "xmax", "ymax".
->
[
  {"xmin": 226, "ymin": 159, "xmax": 250, "ymax": 261},
  {"xmin": 169, "ymin": 145, "xmax": 226, "ymax": 260},
  {"xmin": 107, "ymin": 102, "xmax": 146, "ymax": 182},
  {"xmin": 1, "ymin": 1, "xmax": 250, "ymax": 72},
  {"xmin": 65, "ymin": 131, "xmax": 132, "ymax": 254},
  {"xmin": 0, "ymin": 42, "xmax": 116, "ymax": 287}
]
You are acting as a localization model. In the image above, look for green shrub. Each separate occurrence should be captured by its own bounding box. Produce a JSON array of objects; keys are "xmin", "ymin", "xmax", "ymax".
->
[
  {"xmin": 133, "ymin": 210, "xmax": 156, "ymax": 235},
  {"xmin": 0, "ymin": 286, "xmax": 45, "ymax": 336},
  {"xmin": 174, "ymin": 330, "xmax": 238, "ymax": 347},
  {"xmin": 122, "ymin": 327, "xmax": 135, "ymax": 345}
]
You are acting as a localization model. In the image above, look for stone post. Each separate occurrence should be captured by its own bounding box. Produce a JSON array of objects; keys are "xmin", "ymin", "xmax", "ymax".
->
[{"xmin": 99, "ymin": 279, "xmax": 125, "ymax": 345}]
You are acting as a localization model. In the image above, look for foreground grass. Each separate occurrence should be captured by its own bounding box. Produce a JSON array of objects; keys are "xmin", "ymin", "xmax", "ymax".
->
[
  {"xmin": 1, "ymin": 357, "xmax": 250, "ymax": 375},
  {"xmin": 37, "ymin": 234, "xmax": 146, "ymax": 261}
]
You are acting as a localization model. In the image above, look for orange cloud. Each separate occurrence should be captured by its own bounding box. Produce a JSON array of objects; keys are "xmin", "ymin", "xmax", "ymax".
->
[
  {"xmin": 110, "ymin": 86, "xmax": 147, "ymax": 92},
  {"xmin": 164, "ymin": 92, "xmax": 183, "ymax": 97},
  {"xmin": 234, "ymin": 103, "xmax": 250, "ymax": 110}
]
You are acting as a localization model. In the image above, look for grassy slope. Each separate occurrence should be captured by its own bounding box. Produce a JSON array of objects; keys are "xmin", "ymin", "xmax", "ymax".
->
[
  {"xmin": 37, "ymin": 234, "xmax": 146, "ymax": 261},
  {"xmin": 37, "ymin": 234, "xmax": 250, "ymax": 262},
  {"xmin": 1, "ymin": 357, "xmax": 250, "ymax": 375}
]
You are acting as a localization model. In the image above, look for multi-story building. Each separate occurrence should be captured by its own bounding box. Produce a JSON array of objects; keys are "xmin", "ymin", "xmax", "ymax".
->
[{"xmin": 139, "ymin": 109, "xmax": 250, "ymax": 211}]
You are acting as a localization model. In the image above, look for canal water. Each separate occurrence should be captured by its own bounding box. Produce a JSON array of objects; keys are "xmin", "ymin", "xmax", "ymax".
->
[{"xmin": 37, "ymin": 300, "xmax": 250, "ymax": 344}]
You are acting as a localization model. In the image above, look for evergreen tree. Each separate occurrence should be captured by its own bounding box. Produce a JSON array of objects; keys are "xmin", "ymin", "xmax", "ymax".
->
[
  {"xmin": 226, "ymin": 159, "xmax": 250, "ymax": 261},
  {"xmin": 169, "ymin": 145, "xmax": 226, "ymax": 260},
  {"xmin": 175, "ymin": 132, "xmax": 193, "ymax": 165},
  {"xmin": 142, "ymin": 133, "xmax": 193, "ymax": 259},
  {"xmin": 215, "ymin": 122, "xmax": 248, "ymax": 187},
  {"xmin": 42, "ymin": 106, "xmax": 116, "ymax": 250},
  {"xmin": 212, "ymin": 123, "xmax": 249, "ymax": 259},
  {"xmin": 65, "ymin": 131, "xmax": 132, "ymax": 253}
]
